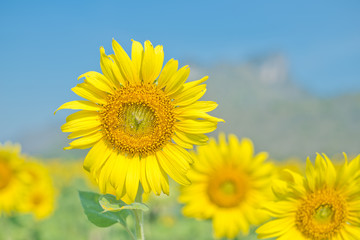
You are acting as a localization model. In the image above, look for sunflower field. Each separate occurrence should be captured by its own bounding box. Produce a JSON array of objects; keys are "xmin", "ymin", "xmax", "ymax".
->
[{"xmin": 1, "ymin": 2, "xmax": 360, "ymax": 240}]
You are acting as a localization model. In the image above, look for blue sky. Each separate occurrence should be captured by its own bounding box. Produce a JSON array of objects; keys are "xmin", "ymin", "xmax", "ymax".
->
[{"xmin": 0, "ymin": 0, "xmax": 359, "ymax": 141}]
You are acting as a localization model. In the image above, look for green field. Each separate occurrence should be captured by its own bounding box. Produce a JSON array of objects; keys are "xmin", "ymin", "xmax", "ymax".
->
[{"xmin": 1, "ymin": 165, "xmax": 264, "ymax": 240}]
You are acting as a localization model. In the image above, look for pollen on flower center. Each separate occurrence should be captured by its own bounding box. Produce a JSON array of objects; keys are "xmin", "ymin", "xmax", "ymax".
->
[
  {"xmin": 296, "ymin": 189, "xmax": 347, "ymax": 240},
  {"xmin": 122, "ymin": 104, "xmax": 156, "ymax": 137},
  {"xmin": 0, "ymin": 161, "xmax": 12, "ymax": 189},
  {"xmin": 221, "ymin": 181, "xmax": 236, "ymax": 195},
  {"xmin": 100, "ymin": 84, "xmax": 176, "ymax": 156},
  {"xmin": 207, "ymin": 167, "xmax": 248, "ymax": 208},
  {"xmin": 314, "ymin": 205, "xmax": 334, "ymax": 223}
]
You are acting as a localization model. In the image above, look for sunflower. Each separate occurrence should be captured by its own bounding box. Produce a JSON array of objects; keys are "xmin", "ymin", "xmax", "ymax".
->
[
  {"xmin": 19, "ymin": 161, "xmax": 55, "ymax": 220},
  {"xmin": 256, "ymin": 153, "xmax": 360, "ymax": 239},
  {"xmin": 179, "ymin": 134, "xmax": 274, "ymax": 239},
  {"xmin": 21, "ymin": 184, "xmax": 55, "ymax": 220},
  {"xmin": 0, "ymin": 143, "xmax": 26, "ymax": 215},
  {"xmin": 56, "ymin": 39, "xmax": 223, "ymax": 202}
]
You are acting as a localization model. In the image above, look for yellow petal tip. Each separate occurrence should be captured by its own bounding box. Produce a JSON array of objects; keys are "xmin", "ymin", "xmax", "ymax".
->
[{"xmin": 100, "ymin": 46, "xmax": 106, "ymax": 55}]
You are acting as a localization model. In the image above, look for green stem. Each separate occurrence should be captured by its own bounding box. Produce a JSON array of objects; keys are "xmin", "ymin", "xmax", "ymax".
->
[
  {"xmin": 123, "ymin": 225, "xmax": 136, "ymax": 240},
  {"xmin": 133, "ymin": 185, "xmax": 145, "ymax": 240}
]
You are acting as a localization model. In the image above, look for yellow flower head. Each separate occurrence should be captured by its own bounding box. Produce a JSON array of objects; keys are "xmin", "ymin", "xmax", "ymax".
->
[
  {"xmin": 19, "ymin": 161, "xmax": 56, "ymax": 220},
  {"xmin": 56, "ymin": 39, "xmax": 223, "ymax": 202},
  {"xmin": 179, "ymin": 134, "xmax": 274, "ymax": 239},
  {"xmin": 256, "ymin": 153, "xmax": 360, "ymax": 240},
  {"xmin": 0, "ymin": 142, "xmax": 26, "ymax": 215}
]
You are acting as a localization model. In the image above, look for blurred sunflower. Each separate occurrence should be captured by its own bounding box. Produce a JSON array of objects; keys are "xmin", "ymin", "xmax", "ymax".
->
[
  {"xmin": 47, "ymin": 159, "xmax": 91, "ymax": 189},
  {"xmin": 56, "ymin": 39, "xmax": 223, "ymax": 202},
  {"xmin": 0, "ymin": 143, "xmax": 26, "ymax": 215},
  {"xmin": 256, "ymin": 153, "xmax": 360, "ymax": 239},
  {"xmin": 19, "ymin": 161, "xmax": 55, "ymax": 220},
  {"xmin": 179, "ymin": 134, "xmax": 274, "ymax": 239}
]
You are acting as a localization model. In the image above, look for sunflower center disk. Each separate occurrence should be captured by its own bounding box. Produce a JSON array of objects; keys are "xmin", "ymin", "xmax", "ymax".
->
[
  {"xmin": 122, "ymin": 104, "xmax": 156, "ymax": 137},
  {"xmin": 32, "ymin": 193, "xmax": 44, "ymax": 206},
  {"xmin": 314, "ymin": 205, "xmax": 334, "ymax": 223},
  {"xmin": 296, "ymin": 189, "xmax": 347, "ymax": 239},
  {"xmin": 100, "ymin": 84, "xmax": 175, "ymax": 156},
  {"xmin": 0, "ymin": 161, "xmax": 12, "ymax": 189},
  {"xmin": 207, "ymin": 168, "xmax": 248, "ymax": 208}
]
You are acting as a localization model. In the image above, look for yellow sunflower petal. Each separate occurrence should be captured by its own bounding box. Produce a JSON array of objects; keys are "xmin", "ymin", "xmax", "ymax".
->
[
  {"xmin": 125, "ymin": 156, "xmax": 140, "ymax": 202},
  {"xmin": 173, "ymin": 84, "xmax": 207, "ymax": 106},
  {"xmin": 83, "ymin": 139, "xmax": 111, "ymax": 172},
  {"xmin": 61, "ymin": 111, "xmax": 100, "ymax": 133},
  {"xmin": 112, "ymin": 39, "xmax": 138, "ymax": 84},
  {"xmin": 154, "ymin": 45, "xmax": 164, "ymax": 79},
  {"xmin": 174, "ymin": 131, "xmax": 209, "ymax": 146},
  {"xmin": 144, "ymin": 154, "xmax": 162, "ymax": 195},
  {"xmin": 165, "ymin": 143, "xmax": 194, "ymax": 165},
  {"xmin": 213, "ymin": 213, "xmax": 230, "ymax": 238},
  {"xmin": 322, "ymin": 153, "xmax": 337, "ymax": 187},
  {"xmin": 256, "ymin": 217, "xmax": 295, "ymax": 239},
  {"xmin": 65, "ymin": 110, "xmax": 98, "ymax": 122},
  {"xmin": 61, "ymin": 120, "xmax": 100, "ymax": 133},
  {"xmin": 111, "ymin": 154, "xmax": 131, "ymax": 198},
  {"xmin": 158, "ymin": 164, "xmax": 170, "ymax": 195},
  {"xmin": 140, "ymin": 157, "xmax": 150, "ymax": 194},
  {"xmin": 236, "ymin": 213, "xmax": 250, "ymax": 236},
  {"xmin": 157, "ymin": 58, "xmax": 178, "ymax": 89},
  {"xmin": 164, "ymin": 65, "xmax": 190, "ymax": 95},
  {"xmin": 276, "ymin": 228, "xmax": 306, "ymax": 240},
  {"xmin": 141, "ymin": 40, "xmax": 164, "ymax": 84},
  {"xmin": 98, "ymin": 151, "xmax": 117, "ymax": 193},
  {"xmin": 215, "ymin": 212, "xmax": 243, "ymax": 239},
  {"xmin": 228, "ymin": 133, "xmax": 240, "ymax": 150},
  {"xmin": 54, "ymin": 100, "xmax": 100, "ymax": 114},
  {"xmin": 64, "ymin": 131, "xmax": 102, "ymax": 150},
  {"xmin": 342, "ymin": 225, "xmax": 360, "ymax": 240},
  {"xmin": 175, "ymin": 108, "xmax": 224, "ymax": 122},
  {"xmin": 67, "ymin": 127, "xmax": 100, "ymax": 139},
  {"xmin": 176, "ymin": 120, "xmax": 218, "ymax": 134},
  {"xmin": 131, "ymin": 39, "xmax": 144, "ymax": 80},
  {"xmin": 172, "ymin": 134, "xmax": 193, "ymax": 149},
  {"xmin": 157, "ymin": 149, "xmax": 190, "ymax": 185},
  {"xmin": 305, "ymin": 157, "xmax": 316, "ymax": 191},
  {"xmin": 108, "ymin": 54, "xmax": 126, "ymax": 87},
  {"xmin": 182, "ymin": 76, "xmax": 208, "ymax": 92},
  {"xmin": 177, "ymin": 100, "xmax": 218, "ymax": 112},
  {"xmin": 263, "ymin": 201, "xmax": 297, "ymax": 217},
  {"xmin": 100, "ymin": 47, "xmax": 123, "ymax": 88},
  {"xmin": 79, "ymin": 71, "xmax": 115, "ymax": 93},
  {"xmin": 71, "ymin": 82, "xmax": 108, "ymax": 104}
]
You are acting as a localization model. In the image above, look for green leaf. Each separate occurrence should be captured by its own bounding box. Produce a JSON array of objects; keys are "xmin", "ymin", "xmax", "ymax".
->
[
  {"xmin": 78, "ymin": 191, "xmax": 130, "ymax": 227},
  {"xmin": 99, "ymin": 194, "xmax": 150, "ymax": 212}
]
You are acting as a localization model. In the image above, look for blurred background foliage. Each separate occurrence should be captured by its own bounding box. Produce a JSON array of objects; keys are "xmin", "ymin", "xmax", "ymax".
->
[{"xmin": 1, "ymin": 159, "xmax": 260, "ymax": 240}]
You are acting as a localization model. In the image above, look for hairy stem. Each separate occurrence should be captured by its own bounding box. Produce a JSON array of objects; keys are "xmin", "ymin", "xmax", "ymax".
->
[{"xmin": 133, "ymin": 185, "xmax": 145, "ymax": 240}]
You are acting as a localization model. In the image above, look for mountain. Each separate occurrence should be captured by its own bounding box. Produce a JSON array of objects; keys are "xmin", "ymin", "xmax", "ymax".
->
[{"xmin": 197, "ymin": 54, "xmax": 360, "ymax": 159}]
